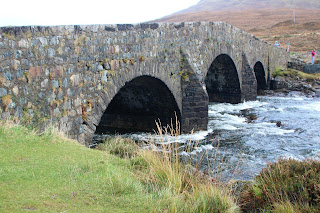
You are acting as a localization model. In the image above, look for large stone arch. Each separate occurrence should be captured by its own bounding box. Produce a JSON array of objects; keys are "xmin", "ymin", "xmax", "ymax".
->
[
  {"xmin": 79, "ymin": 61, "xmax": 184, "ymax": 145},
  {"xmin": 254, "ymin": 61, "xmax": 267, "ymax": 90},
  {"xmin": 204, "ymin": 54, "xmax": 242, "ymax": 103},
  {"xmin": 95, "ymin": 75, "xmax": 181, "ymax": 134}
]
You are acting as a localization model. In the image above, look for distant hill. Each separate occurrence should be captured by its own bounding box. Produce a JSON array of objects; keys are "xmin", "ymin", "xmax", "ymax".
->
[
  {"xmin": 177, "ymin": 0, "xmax": 320, "ymax": 13},
  {"xmin": 154, "ymin": 0, "xmax": 320, "ymax": 52}
]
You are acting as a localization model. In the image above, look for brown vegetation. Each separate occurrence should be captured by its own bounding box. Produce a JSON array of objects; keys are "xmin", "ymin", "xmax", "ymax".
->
[
  {"xmin": 155, "ymin": 8, "xmax": 320, "ymax": 52},
  {"xmin": 239, "ymin": 159, "xmax": 320, "ymax": 212}
]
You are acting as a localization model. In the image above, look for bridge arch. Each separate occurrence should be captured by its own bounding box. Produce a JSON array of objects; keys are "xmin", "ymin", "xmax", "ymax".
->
[
  {"xmin": 95, "ymin": 75, "xmax": 181, "ymax": 134},
  {"xmin": 204, "ymin": 54, "xmax": 242, "ymax": 103},
  {"xmin": 254, "ymin": 61, "xmax": 267, "ymax": 90}
]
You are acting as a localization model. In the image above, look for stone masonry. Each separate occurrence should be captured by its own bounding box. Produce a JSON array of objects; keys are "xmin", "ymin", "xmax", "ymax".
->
[{"xmin": 0, "ymin": 22, "xmax": 289, "ymax": 145}]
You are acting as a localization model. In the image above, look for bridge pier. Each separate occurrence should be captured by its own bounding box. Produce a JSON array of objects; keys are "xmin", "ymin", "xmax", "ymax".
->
[
  {"xmin": 241, "ymin": 53, "xmax": 257, "ymax": 101},
  {"xmin": 180, "ymin": 54, "xmax": 208, "ymax": 133}
]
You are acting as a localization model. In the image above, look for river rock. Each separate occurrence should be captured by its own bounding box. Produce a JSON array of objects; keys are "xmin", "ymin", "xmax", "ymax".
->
[
  {"xmin": 303, "ymin": 64, "xmax": 320, "ymax": 74},
  {"xmin": 271, "ymin": 121, "xmax": 282, "ymax": 127},
  {"xmin": 270, "ymin": 76, "xmax": 290, "ymax": 90},
  {"xmin": 240, "ymin": 109, "xmax": 257, "ymax": 123}
]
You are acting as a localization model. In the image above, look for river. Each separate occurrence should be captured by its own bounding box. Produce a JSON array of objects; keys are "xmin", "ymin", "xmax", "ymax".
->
[{"xmin": 93, "ymin": 92, "xmax": 320, "ymax": 181}]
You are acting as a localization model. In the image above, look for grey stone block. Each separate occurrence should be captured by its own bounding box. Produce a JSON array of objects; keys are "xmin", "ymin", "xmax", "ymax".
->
[{"xmin": 303, "ymin": 64, "xmax": 320, "ymax": 74}]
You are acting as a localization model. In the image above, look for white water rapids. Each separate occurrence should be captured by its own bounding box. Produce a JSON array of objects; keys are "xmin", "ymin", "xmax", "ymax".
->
[{"xmin": 94, "ymin": 92, "xmax": 320, "ymax": 181}]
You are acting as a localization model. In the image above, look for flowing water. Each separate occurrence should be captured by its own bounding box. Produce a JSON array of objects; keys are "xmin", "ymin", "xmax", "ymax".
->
[{"xmin": 93, "ymin": 92, "xmax": 320, "ymax": 181}]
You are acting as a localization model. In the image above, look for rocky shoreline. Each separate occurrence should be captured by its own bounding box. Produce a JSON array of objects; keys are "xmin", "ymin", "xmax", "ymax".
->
[{"xmin": 261, "ymin": 76, "xmax": 320, "ymax": 98}]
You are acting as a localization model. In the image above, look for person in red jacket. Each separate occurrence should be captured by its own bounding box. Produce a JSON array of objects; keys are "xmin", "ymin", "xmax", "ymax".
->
[{"xmin": 312, "ymin": 50, "xmax": 316, "ymax": 64}]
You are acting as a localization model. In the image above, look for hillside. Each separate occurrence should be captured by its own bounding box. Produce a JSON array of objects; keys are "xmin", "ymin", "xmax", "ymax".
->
[
  {"xmin": 177, "ymin": 0, "xmax": 320, "ymax": 13},
  {"xmin": 155, "ymin": 0, "xmax": 320, "ymax": 52}
]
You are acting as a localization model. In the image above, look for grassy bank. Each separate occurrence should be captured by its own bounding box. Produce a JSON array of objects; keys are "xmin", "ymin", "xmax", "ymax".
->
[
  {"xmin": 1, "ymin": 122, "xmax": 319, "ymax": 212},
  {"xmin": 0, "ymin": 122, "xmax": 239, "ymax": 212},
  {"xmin": 0, "ymin": 122, "xmax": 157, "ymax": 212},
  {"xmin": 272, "ymin": 67, "xmax": 320, "ymax": 81}
]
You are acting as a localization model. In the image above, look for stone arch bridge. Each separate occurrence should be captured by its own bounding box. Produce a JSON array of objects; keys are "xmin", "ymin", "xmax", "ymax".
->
[{"xmin": 0, "ymin": 22, "xmax": 289, "ymax": 145}]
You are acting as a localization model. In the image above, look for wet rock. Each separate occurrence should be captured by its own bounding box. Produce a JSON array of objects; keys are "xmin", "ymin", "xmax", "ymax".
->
[
  {"xmin": 246, "ymin": 114, "xmax": 257, "ymax": 123},
  {"xmin": 240, "ymin": 109, "xmax": 257, "ymax": 123},
  {"xmin": 271, "ymin": 121, "xmax": 282, "ymax": 127}
]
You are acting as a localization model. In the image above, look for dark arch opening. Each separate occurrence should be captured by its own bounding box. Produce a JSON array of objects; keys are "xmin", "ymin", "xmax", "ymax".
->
[
  {"xmin": 95, "ymin": 76, "xmax": 181, "ymax": 134},
  {"xmin": 204, "ymin": 54, "xmax": 241, "ymax": 103},
  {"xmin": 254, "ymin": 62, "xmax": 267, "ymax": 90}
]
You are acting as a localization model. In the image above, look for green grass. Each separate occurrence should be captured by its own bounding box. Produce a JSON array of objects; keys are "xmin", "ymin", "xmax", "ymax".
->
[
  {"xmin": 272, "ymin": 67, "xmax": 320, "ymax": 81},
  {"xmin": 0, "ymin": 123, "xmax": 155, "ymax": 212},
  {"xmin": 0, "ymin": 122, "xmax": 240, "ymax": 212},
  {"xmin": 2, "ymin": 121, "xmax": 320, "ymax": 212}
]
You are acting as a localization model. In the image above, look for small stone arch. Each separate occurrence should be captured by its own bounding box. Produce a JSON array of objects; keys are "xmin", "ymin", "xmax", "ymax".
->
[
  {"xmin": 95, "ymin": 75, "xmax": 181, "ymax": 134},
  {"xmin": 254, "ymin": 61, "xmax": 267, "ymax": 90},
  {"xmin": 204, "ymin": 54, "xmax": 241, "ymax": 103}
]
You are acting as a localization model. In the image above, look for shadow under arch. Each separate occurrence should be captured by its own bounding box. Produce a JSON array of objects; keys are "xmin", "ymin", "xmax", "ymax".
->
[
  {"xmin": 95, "ymin": 75, "xmax": 181, "ymax": 134},
  {"xmin": 205, "ymin": 54, "xmax": 241, "ymax": 103},
  {"xmin": 254, "ymin": 61, "xmax": 267, "ymax": 90}
]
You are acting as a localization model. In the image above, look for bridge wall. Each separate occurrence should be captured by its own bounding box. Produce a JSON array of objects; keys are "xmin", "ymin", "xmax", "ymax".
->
[{"xmin": 0, "ymin": 22, "xmax": 289, "ymax": 145}]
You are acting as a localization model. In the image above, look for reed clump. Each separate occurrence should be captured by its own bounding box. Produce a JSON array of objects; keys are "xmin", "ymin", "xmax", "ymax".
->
[
  {"xmin": 96, "ymin": 136, "xmax": 139, "ymax": 158},
  {"xmin": 100, "ymin": 120, "xmax": 241, "ymax": 212}
]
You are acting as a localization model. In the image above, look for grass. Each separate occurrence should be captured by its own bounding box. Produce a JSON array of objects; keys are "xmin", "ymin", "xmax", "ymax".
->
[
  {"xmin": 0, "ymin": 122, "xmax": 155, "ymax": 212},
  {"xmin": 98, "ymin": 122, "xmax": 240, "ymax": 212},
  {"xmin": 0, "ymin": 121, "xmax": 240, "ymax": 212},
  {"xmin": 272, "ymin": 67, "xmax": 320, "ymax": 82},
  {"xmin": 2, "ymin": 120, "xmax": 320, "ymax": 212},
  {"xmin": 96, "ymin": 136, "xmax": 140, "ymax": 158}
]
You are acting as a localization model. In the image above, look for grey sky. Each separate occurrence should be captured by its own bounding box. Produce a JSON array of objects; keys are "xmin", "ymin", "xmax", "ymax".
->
[{"xmin": 0, "ymin": 0, "xmax": 199, "ymax": 27}]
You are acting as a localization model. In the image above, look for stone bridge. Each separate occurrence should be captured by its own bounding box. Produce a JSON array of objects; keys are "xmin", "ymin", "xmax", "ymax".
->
[{"xmin": 0, "ymin": 22, "xmax": 289, "ymax": 145}]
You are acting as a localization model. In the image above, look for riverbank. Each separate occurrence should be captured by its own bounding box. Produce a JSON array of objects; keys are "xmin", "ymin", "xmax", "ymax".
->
[
  {"xmin": 262, "ymin": 67, "xmax": 320, "ymax": 97},
  {"xmin": 0, "ymin": 122, "xmax": 155, "ymax": 212},
  {"xmin": 0, "ymin": 121, "xmax": 239, "ymax": 212},
  {"xmin": 1, "ymin": 121, "xmax": 320, "ymax": 212}
]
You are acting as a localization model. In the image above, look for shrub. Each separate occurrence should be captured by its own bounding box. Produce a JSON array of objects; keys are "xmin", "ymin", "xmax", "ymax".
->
[{"xmin": 240, "ymin": 159, "xmax": 320, "ymax": 212}]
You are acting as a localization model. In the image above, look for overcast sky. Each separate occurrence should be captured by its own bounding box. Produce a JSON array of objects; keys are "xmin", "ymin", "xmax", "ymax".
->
[{"xmin": 0, "ymin": 0, "xmax": 199, "ymax": 27}]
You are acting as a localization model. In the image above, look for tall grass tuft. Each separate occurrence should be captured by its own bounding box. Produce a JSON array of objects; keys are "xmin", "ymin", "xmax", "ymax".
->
[
  {"xmin": 130, "ymin": 119, "xmax": 240, "ymax": 212},
  {"xmin": 240, "ymin": 158, "xmax": 320, "ymax": 212},
  {"xmin": 96, "ymin": 136, "xmax": 139, "ymax": 158}
]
